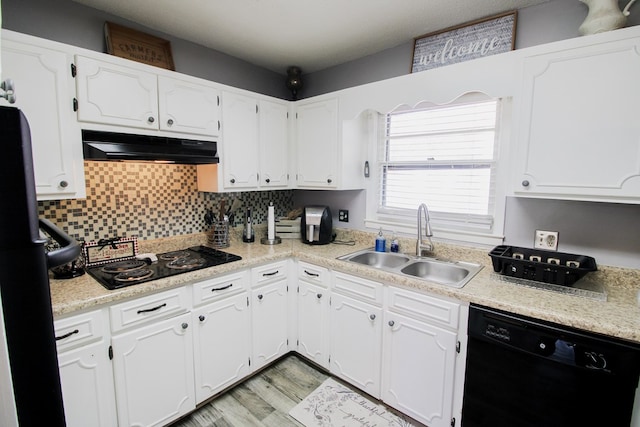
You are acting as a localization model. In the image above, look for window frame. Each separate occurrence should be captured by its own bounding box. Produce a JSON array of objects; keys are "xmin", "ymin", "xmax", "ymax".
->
[{"xmin": 364, "ymin": 93, "xmax": 511, "ymax": 247}]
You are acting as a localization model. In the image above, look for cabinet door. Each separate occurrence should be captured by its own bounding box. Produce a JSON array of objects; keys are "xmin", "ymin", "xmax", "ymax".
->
[
  {"xmin": 193, "ymin": 292, "xmax": 251, "ymax": 403},
  {"xmin": 251, "ymin": 279, "xmax": 289, "ymax": 370},
  {"xmin": 329, "ymin": 292, "xmax": 382, "ymax": 398},
  {"xmin": 58, "ymin": 340, "xmax": 117, "ymax": 427},
  {"xmin": 382, "ymin": 311, "xmax": 458, "ymax": 427},
  {"xmin": 295, "ymin": 98, "xmax": 338, "ymax": 188},
  {"xmin": 259, "ymin": 99, "xmax": 289, "ymax": 188},
  {"xmin": 514, "ymin": 38, "xmax": 640, "ymax": 202},
  {"xmin": 221, "ymin": 91, "xmax": 259, "ymax": 189},
  {"xmin": 75, "ymin": 55, "xmax": 158, "ymax": 130},
  {"xmin": 111, "ymin": 312, "xmax": 195, "ymax": 427},
  {"xmin": 1, "ymin": 39, "xmax": 84, "ymax": 200},
  {"xmin": 297, "ymin": 280, "xmax": 329, "ymax": 368},
  {"xmin": 158, "ymin": 75, "xmax": 220, "ymax": 136}
]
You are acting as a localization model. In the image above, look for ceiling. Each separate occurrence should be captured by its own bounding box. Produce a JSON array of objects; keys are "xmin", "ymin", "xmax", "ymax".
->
[{"xmin": 72, "ymin": 0, "xmax": 550, "ymax": 74}]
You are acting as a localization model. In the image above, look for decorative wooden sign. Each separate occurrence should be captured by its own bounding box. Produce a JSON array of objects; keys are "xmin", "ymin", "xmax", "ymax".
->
[
  {"xmin": 411, "ymin": 11, "xmax": 517, "ymax": 73},
  {"xmin": 105, "ymin": 21, "xmax": 175, "ymax": 70},
  {"xmin": 83, "ymin": 236, "xmax": 139, "ymax": 267}
]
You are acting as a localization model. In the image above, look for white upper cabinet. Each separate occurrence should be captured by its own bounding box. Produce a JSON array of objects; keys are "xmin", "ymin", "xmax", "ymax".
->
[
  {"xmin": 158, "ymin": 75, "xmax": 220, "ymax": 135},
  {"xmin": 258, "ymin": 99, "xmax": 290, "ymax": 189},
  {"xmin": 294, "ymin": 97, "xmax": 368, "ymax": 190},
  {"xmin": 220, "ymin": 91, "xmax": 260, "ymax": 189},
  {"xmin": 198, "ymin": 91, "xmax": 289, "ymax": 192},
  {"xmin": 512, "ymin": 33, "xmax": 640, "ymax": 203},
  {"xmin": 75, "ymin": 55, "xmax": 220, "ymax": 138},
  {"xmin": 75, "ymin": 55, "xmax": 158, "ymax": 130},
  {"xmin": 1, "ymin": 32, "xmax": 85, "ymax": 200},
  {"xmin": 295, "ymin": 98, "xmax": 339, "ymax": 188}
]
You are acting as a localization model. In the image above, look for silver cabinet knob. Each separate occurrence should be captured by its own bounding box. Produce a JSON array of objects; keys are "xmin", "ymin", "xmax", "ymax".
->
[
  {"xmin": 265, "ymin": 178, "xmax": 270, "ymax": 184},
  {"xmin": 522, "ymin": 180, "xmax": 530, "ymax": 187},
  {"xmin": 388, "ymin": 320, "xmax": 395, "ymax": 327},
  {"xmin": 369, "ymin": 314, "xmax": 376, "ymax": 321},
  {"xmin": 230, "ymin": 178, "xmax": 236, "ymax": 184},
  {"xmin": 148, "ymin": 116, "xmax": 155, "ymax": 123},
  {"xmin": 317, "ymin": 293, "xmax": 323, "ymax": 299},
  {"xmin": 167, "ymin": 118, "xmax": 174, "ymax": 126},
  {"xmin": 327, "ymin": 178, "xmax": 332, "ymax": 184},
  {"xmin": 181, "ymin": 323, "xmax": 188, "ymax": 329},
  {"xmin": 257, "ymin": 294, "xmax": 263, "ymax": 300},
  {"xmin": 59, "ymin": 180, "xmax": 69, "ymax": 188},
  {"xmin": 1, "ymin": 79, "xmax": 16, "ymax": 104},
  {"xmin": 199, "ymin": 315, "xmax": 205, "ymax": 322}
]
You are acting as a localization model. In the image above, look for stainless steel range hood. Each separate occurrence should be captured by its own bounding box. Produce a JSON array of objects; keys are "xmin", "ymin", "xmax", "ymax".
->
[{"xmin": 82, "ymin": 130, "xmax": 219, "ymax": 164}]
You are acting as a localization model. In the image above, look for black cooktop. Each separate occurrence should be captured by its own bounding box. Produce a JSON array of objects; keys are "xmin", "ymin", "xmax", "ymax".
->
[{"xmin": 87, "ymin": 245, "xmax": 242, "ymax": 290}]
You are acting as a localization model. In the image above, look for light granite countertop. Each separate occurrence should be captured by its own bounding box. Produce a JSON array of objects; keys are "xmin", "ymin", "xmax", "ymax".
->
[{"xmin": 49, "ymin": 228, "xmax": 640, "ymax": 344}]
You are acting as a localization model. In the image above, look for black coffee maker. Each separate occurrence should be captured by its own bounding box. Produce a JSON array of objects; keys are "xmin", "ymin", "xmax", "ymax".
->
[{"xmin": 301, "ymin": 206, "xmax": 332, "ymax": 245}]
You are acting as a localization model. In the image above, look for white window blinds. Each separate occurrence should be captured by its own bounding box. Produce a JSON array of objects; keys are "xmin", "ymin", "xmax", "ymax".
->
[{"xmin": 379, "ymin": 99, "xmax": 500, "ymax": 231}]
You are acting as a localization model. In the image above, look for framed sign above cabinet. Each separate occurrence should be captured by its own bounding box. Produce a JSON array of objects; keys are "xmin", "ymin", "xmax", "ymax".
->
[
  {"xmin": 411, "ymin": 11, "xmax": 517, "ymax": 73},
  {"xmin": 104, "ymin": 21, "xmax": 175, "ymax": 71}
]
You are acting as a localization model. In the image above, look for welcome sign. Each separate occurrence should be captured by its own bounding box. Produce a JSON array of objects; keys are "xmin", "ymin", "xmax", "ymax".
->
[{"xmin": 411, "ymin": 11, "xmax": 517, "ymax": 73}]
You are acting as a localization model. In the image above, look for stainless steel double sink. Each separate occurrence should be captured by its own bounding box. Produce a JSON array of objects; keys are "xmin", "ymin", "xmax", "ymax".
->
[{"xmin": 337, "ymin": 248, "xmax": 483, "ymax": 288}]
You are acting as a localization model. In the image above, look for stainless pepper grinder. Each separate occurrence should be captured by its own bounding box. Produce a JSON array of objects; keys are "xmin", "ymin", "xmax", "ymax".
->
[{"xmin": 242, "ymin": 207, "xmax": 255, "ymax": 243}]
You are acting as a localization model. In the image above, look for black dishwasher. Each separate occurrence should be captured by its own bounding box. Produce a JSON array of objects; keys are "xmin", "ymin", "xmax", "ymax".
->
[{"xmin": 462, "ymin": 304, "xmax": 640, "ymax": 427}]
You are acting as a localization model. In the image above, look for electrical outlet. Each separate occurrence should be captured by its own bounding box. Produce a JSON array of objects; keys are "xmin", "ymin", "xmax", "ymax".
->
[
  {"xmin": 338, "ymin": 209, "xmax": 349, "ymax": 222},
  {"xmin": 534, "ymin": 230, "xmax": 559, "ymax": 251}
]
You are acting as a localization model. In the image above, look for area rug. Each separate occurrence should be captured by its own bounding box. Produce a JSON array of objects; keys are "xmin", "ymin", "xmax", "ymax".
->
[{"xmin": 289, "ymin": 377, "xmax": 415, "ymax": 427}]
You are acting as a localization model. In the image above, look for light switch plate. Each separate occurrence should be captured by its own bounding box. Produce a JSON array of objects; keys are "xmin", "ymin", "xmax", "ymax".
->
[{"xmin": 534, "ymin": 230, "xmax": 559, "ymax": 251}]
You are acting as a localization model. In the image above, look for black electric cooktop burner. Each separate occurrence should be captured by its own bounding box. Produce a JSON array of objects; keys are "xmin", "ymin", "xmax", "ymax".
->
[{"xmin": 87, "ymin": 245, "xmax": 242, "ymax": 290}]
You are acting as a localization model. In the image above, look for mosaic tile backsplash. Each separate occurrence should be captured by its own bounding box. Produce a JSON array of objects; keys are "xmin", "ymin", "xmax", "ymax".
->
[{"xmin": 38, "ymin": 161, "xmax": 294, "ymax": 242}]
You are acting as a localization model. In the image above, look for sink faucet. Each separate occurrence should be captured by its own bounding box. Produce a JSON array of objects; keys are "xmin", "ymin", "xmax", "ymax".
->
[{"xmin": 416, "ymin": 203, "xmax": 434, "ymax": 257}]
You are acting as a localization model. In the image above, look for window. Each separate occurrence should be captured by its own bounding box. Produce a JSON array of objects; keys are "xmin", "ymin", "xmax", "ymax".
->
[{"xmin": 372, "ymin": 96, "xmax": 505, "ymax": 241}]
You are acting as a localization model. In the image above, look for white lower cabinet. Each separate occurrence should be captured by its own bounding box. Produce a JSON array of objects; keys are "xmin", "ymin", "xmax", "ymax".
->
[
  {"xmin": 296, "ymin": 262, "xmax": 329, "ymax": 368},
  {"xmin": 251, "ymin": 262, "xmax": 290, "ymax": 370},
  {"xmin": 54, "ymin": 309, "xmax": 116, "ymax": 427},
  {"xmin": 325, "ymin": 271, "xmax": 466, "ymax": 427},
  {"xmin": 329, "ymin": 272, "xmax": 383, "ymax": 398},
  {"xmin": 109, "ymin": 287, "xmax": 194, "ymax": 427},
  {"xmin": 382, "ymin": 286, "xmax": 465, "ymax": 427},
  {"xmin": 111, "ymin": 311, "xmax": 195, "ymax": 427},
  {"xmin": 192, "ymin": 271, "xmax": 251, "ymax": 403}
]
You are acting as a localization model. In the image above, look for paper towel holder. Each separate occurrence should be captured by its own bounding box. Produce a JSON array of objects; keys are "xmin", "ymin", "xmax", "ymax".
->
[
  {"xmin": 261, "ymin": 202, "xmax": 282, "ymax": 245},
  {"xmin": 260, "ymin": 236, "xmax": 282, "ymax": 245}
]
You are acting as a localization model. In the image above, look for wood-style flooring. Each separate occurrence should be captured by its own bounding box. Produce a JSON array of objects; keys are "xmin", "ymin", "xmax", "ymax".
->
[
  {"xmin": 171, "ymin": 354, "xmax": 425, "ymax": 427},
  {"xmin": 170, "ymin": 355, "xmax": 328, "ymax": 427}
]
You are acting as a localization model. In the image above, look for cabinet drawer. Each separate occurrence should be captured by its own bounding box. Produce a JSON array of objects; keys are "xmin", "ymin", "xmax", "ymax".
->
[
  {"xmin": 297, "ymin": 261, "xmax": 328, "ymax": 287},
  {"xmin": 387, "ymin": 286, "xmax": 460, "ymax": 329},
  {"xmin": 54, "ymin": 309, "xmax": 107, "ymax": 352},
  {"xmin": 251, "ymin": 260, "xmax": 288, "ymax": 287},
  {"xmin": 333, "ymin": 272, "xmax": 383, "ymax": 305},
  {"xmin": 110, "ymin": 287, "xmax": 190, "ymax": 333},
  {"xmin": 193, "ymin": 270, "xmax": 248, "ymax": 306}
]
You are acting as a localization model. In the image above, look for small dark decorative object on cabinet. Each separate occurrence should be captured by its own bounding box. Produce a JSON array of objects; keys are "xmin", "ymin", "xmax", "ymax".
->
[{"xmin": 286, "ymin": 66, "xmax": 303, "ymax": 100}]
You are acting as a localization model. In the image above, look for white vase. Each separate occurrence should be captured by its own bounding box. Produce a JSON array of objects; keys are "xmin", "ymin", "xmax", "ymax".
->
[{"xmin": 578, "ymin": 0, "xmax": 638, "ymax": 35}]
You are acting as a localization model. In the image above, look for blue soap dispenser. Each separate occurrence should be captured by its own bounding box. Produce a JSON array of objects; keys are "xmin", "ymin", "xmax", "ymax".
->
[{"xmin": 375, "ymin": 228, "xmax": 386, "ymax": 252}]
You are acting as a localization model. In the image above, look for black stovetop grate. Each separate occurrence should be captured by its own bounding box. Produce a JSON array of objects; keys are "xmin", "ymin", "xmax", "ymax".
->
[{"xmin": 87, "ymin": 245, "xmax": 242, "ymax": 290}]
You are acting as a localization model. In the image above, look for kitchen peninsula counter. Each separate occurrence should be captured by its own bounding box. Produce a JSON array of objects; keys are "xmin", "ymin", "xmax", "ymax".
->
[{"xmin": 49, "ymin": 230, "xmax": 640, "ymax": 344}]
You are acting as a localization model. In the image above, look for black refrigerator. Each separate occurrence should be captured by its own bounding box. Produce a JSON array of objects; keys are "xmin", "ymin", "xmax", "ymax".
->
[{"xmin": 0, "ymin": 105, "xmax": 80, "ymax": 426}]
